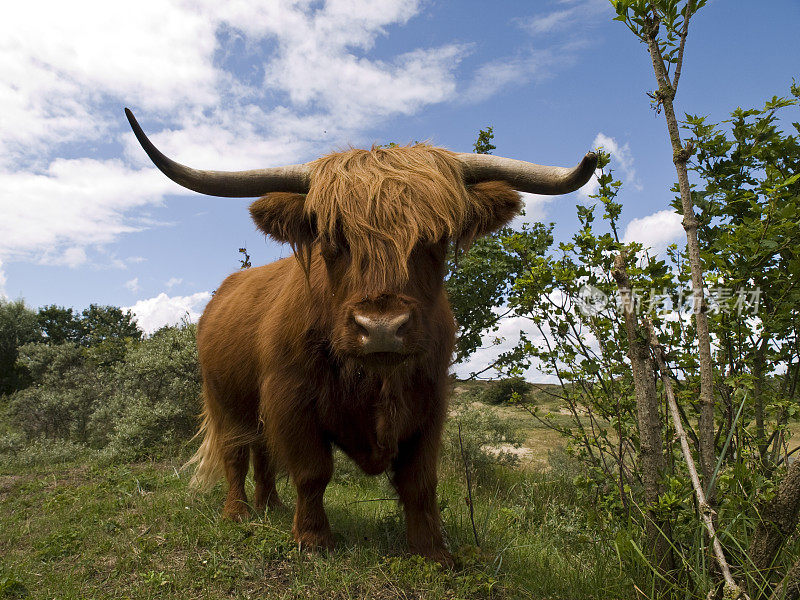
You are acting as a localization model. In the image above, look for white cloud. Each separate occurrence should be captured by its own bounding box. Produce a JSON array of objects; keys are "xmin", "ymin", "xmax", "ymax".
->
[
  {"xmin": 2, "ymin": 0, "xmax": 467, "ymax": 170},
  {"xmin": 623, "ymin": 209, "xmax": 684, "ymax": 254},
  {"xmin": 0, "ymin": 0, "xmax": 480, "ymax": 281},
  {"xmin": 594, "ymin": 133, "xmax": 637, "ymax": 184},
  {"xmin": 258, "ymin": 0, "xmax": 445, "ymax": 120},
  {"xmin": 512, "ymin": 192, "xmax": 554, "ymax": 226},
  {"xmin": 463, "ymin": 47, "xmax": 561, "ymax": 103},
  {"xmin": 519, "ymin": 0, "xmax": 608, "ymax": 35},
  {"xmin": 580, "ymin": 132, "xmax": 640, "ymax": 200},
  {"xmin": 1, "ymin": 0, "xmax": 610, "ymax": 301},
  {"xmin": 525, "ymin": 10, "xmax": 575, "ymax": 34},
  {"xmin": 262, "ymin": 9, "xmax": 469, "ymax": 127},
  {"xmin": 125, "ymin": 278, "xmax": 140, "ymax": 293},
  {"xmin": 0, "ymin": 259, "xmax": 6, "ymax": 299},
  {"xmin": 459, "ymin": 0, "xmax": 609, "ymax": 103},
  {"xmin": 165, "ymin": 277, "xmax": 183, "ymax": 289},
  {"xmin": 126, "ymin": 291, "xmax": 212, "ymax": 334},
  {"xmin": 452, "ymin": 311, "xmax": 555, "ymax": 383},
  {"xmin": 42, "ymin": 247, "xmax": 88, "ymax": 269},
  {"xmin": 0, "ymin": 159, "xmax": 173, "ymax": 265},
  {"xmin": 0, "ymin": 1, "xmax": 219, "ymax": 167}
]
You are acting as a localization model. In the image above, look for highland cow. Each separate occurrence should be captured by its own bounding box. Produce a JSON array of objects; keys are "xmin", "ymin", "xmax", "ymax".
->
[{"xmin": 125, "ymin": 108, "xmax": 596, "ymax": 565}]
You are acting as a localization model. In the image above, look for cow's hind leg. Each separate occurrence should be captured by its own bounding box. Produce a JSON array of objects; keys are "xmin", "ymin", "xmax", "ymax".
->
[
  {"xmin": 252, "ymin": 441, "xmax": 284, "ymax": 512},
  {"xmin": 222, "ymin": 444, "xmax": 250, "ymax": 520}
]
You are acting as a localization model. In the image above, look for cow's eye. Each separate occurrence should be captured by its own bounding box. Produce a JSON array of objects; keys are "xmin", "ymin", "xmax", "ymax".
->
[
  {"xmin": 320, "ymin": 238, "xmax": 334, "ymax": 261},
  {"xmin": 320, "ymin": 235, "xmax": 349, "ymax": 262}
]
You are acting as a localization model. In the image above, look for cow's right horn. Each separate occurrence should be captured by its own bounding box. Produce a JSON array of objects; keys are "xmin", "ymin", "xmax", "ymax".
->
[
  {"xmin": 457, "ymin": 151, "xmax": 597, "ymax": 195},
  {"xmin": 125, "ymin": 108, "xmax": 311, "ymax": 197}
]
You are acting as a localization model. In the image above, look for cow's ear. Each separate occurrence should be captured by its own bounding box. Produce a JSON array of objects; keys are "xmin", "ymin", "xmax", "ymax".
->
[
  {"xmin": 249, "ymin": 193, "xmax": 316, "ymax": 247},
  {"xmin": 459, "ymin": 181, "xmax": 522, "ymax": 247}
]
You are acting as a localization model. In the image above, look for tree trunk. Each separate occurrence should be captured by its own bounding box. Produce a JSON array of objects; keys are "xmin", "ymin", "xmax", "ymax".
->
[
  {"xmin": 645, "ymin": 318, "xmax": 749, "ymax": 600},
  {"xmin": 643, "ymin": 15, "xmax": 717, "ymax": 491},
  {"xmin": 613, "ymin": 254, "xmax": 674, "ymax": 575},
  {"xmin": 753, "ymin": 336, "xmax": 769, "ymax": 461},
  {"xmin": 750, "ymin": 458, "xmax": 800, "ymax": 588}
]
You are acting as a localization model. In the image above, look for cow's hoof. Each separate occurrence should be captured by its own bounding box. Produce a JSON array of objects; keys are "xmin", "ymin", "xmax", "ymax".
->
[
  {"xmin": 254, "ymin": 494, "xmax": 286, "ymax": 513},
  {"xmin": 293, "ymin": 529, "xmax": 335, "ymax": 552},
  {"xmin": 222, "ymin": 501, "xmax": 250, "ymax": 521},
  {"xmin": 414, "ymin": 547, "xmax": 455, "ymax": 569}
]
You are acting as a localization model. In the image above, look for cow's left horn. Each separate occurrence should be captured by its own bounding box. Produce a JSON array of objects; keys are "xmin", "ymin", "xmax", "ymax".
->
[
  {"xmin": 125, "ymin": 108, "xmax": 311, "ymax": 197},
  {"xmin": 457, "ymin": 151, "xmax": 597, "ymax": 195}
]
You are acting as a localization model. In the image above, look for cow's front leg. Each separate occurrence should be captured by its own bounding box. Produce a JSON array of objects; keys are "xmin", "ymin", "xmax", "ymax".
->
[
  {"xmin": 280, "ymin": 427, "xmax": 334, "ymax": 550},
  {"xmin": 392, "ymin": 431, "xmax": 453, "ymax": 567},
  {"xmin": 262, "ymin": 379, "xmax": 334, "ymax": 550},
  {"xmin": 291, "ymin": 450, "xmax": 334, "ymax": 550}
]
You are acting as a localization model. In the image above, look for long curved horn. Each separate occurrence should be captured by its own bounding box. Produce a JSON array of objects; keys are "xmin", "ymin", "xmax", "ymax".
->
[
  {"xmin": 125, "ymin": 108, "xmax": 311, "ymax": 197},
  {"xmin": 457, "ymin": 151, "xmax": 597, "ymax": 195}
]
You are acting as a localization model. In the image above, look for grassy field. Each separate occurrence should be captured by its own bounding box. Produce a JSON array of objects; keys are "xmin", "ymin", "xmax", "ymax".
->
[{"xmin": 0, "ymin": 384, "xmax": 634, "ymax": 600}]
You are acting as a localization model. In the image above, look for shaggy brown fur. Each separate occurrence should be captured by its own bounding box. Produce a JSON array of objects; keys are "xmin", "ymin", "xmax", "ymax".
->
[{"xmin": 188, "ymin": 144, "xmax": 522, "ymax": 566}]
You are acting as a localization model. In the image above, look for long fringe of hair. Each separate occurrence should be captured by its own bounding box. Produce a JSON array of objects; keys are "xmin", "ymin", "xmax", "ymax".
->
[{"xmin": 306, "ymin": 145, "xmax": 485, "ymax": 291}]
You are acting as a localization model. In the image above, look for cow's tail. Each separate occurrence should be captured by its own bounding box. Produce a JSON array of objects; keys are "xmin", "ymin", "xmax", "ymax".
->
[
  {"xmin": 185, "ymin": 407, "xmax": 225, "ymax": 491},
  {"xmin": 185, "ymin": 392, "xmax": 263, "ymax": 491}
]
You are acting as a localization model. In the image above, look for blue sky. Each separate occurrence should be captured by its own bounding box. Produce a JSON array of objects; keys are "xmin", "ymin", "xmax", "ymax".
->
[{"xmin": 1, "ymin": 0, "xmax": 798, "ymax": 374}]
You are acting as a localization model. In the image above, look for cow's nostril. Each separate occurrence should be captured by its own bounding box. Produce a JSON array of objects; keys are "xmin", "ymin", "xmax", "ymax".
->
[
  {"xmin": 392, "ymin": 313, "xmax": 410, "ymax": 337},
  {"xmin": 352, "ymin": 312, "xmax": 411, "ymax": 354},
  {"xmin": 396, "ymin": 320, "xmax": 409, "ymax": 337}
]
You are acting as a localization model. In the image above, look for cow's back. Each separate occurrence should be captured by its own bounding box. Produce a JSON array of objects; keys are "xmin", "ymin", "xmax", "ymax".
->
[{"xmin": 197, "ymin": 257, "xmax": 298, "ymax": 414}]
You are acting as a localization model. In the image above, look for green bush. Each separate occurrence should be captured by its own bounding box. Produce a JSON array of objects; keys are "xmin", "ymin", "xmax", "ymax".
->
[
  {"xmin": 96, "ymin": 324, "xmax": 201, "ymax": 460},
  {"xmin": 478, "ymin": 377, "xmax": 532, "ymax": 405},
  {"xmin": 101, "ymin": 392, "xmax": 196, "ymax": 461},
  {"xmin": 2, "ymin": 323, "xmax": 201, "ymax": 463},
  {"xmin": 4, "ymin": 438, "xmax": 92, "ymax": 468},
  {"xmin": 442, "ymin": 403, "xmax": 524, "ymax": 480},
  {"xmin": 15, "ymin": 341, "xmax": 84, "ymax": 383},
  {"xmin": 0, "ymin": 299, "xmax": 41, "ymax": 395},
  {"xmin": 7, "ymin": 343, "xmax": 102, "ymax": 443}
]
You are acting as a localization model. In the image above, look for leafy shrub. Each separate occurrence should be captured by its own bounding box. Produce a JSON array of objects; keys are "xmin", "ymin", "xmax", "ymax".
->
[
  {"xmin": 96, "ymin": 324, "xmax": 201, "ymax": 460},
  {"xmin": 442, "ymin": 403, "xmax": 524, "ymax": 480},
  {"xmin": 0, "ymin": 299, "xmax": 41, "ymax": 395},
  {"xmin": 7, "ymin": 343, "xmax": 102, "ymax": 444},
  {"xmin": 0, "ymin": 431, "xmax": 25, "ymax": 457},
  {"xmin": 478, "ymin": 377, "xmax": 532, "ymax": 405},
  {"xmin": 4, "ymin": 438, "xmax": 91, "ymax": 468},
  {"xmin": 8, "ymin": 387, "xmax": 97, "ymax": 443},
  {"xmin": 101, "ymin": 391, "xmax": 198, "ymax": 461},
  {"xmin": 2, "ymin": 323, "xmax": 201, "ymax": 463},
  {"xmin": 14, "ymin": 341, "xmax": 84, "ymax": 384}
]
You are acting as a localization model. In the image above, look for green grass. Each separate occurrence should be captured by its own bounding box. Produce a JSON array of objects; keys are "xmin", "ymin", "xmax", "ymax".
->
[
  {"xmin": 4, "ymin": 379, "xmax": 797, "ymax": 599},
  {"xmin": 0, "ymin": 445, "xmax": 633, "ymax": 600},
  {"xmin": 0, "ymin": 380, "xmax": 637, "ymax": 599}
]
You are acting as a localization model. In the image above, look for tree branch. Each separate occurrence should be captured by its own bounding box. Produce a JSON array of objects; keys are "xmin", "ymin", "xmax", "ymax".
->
[
  {"xmin": 671, "ymin": 1, "xmax": 694, "ymax": 93},
  {"xmin": 769, "ymin": 555, "xmax": 800, "ymax": 600},
  {"xmin": 645, "ymin": 317, "xmax": 749, "ymax": 600}
]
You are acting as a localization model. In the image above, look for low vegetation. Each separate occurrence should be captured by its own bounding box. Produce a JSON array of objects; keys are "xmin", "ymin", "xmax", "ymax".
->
[
  {"xmin": 1, "ymin": 264, "xmax": 798, "ymax": 598},
  {"xmin": 1, "ymin": 353, "xmax": 632, "ymax": 599}
]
